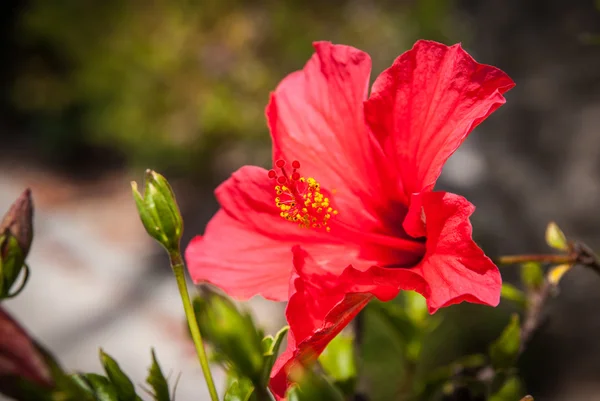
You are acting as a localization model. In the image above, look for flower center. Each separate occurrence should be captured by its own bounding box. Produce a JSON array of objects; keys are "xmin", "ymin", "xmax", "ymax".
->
[{"xmin": 268, "ymin": 159, "xmax": 338, "ymax": 232}]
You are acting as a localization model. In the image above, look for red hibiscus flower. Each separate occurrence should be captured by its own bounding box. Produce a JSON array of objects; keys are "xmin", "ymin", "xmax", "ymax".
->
[{"xmin": 185, "ymin": 40, "xmax": 514, "ymax": 398}]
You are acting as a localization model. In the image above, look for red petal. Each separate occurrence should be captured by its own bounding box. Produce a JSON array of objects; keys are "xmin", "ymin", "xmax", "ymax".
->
[
  {"xmin": 185, "ymin": 165, "xmax": 351, "ymax": 301},
  {"xmin": 365, "ymin": 40, "xmax": 515, "ymax": 202},
  {"xmin": 269, "ymin": 247, "xmax": 427, "ymax": 398},
  {"xmin": 185, "ymin": 215, "xmax": 357, "ymax": 301},
  {"xmin": 185, "ymin": 212, "xmax": 292, "ymax": 301},
  {"xmin": 267, "ymin": 42, "xmax": 395, "ymax": 229},
  {"xmin": 405, "ymin": 192, "xmax": 502, "ymax": 313}
]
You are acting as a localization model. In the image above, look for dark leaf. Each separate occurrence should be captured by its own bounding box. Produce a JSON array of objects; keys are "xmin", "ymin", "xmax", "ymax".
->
[
  {"xmin": 100, "ymin": 349, "xmax": 138, "ymax": 401},
  {"xmin": 489, "ymin": 315, "xmax": 521, "ymax": 370},
  {"xmin": 146, "ymin": 349, "xmax": 171, "ymax": 401}
]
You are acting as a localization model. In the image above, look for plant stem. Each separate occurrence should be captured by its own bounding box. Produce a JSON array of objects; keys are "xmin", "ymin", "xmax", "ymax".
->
[
  {"xmin": 495, "ymin": 254, "xmax": 575, "ymax": 266},
  {"xmin": 169, "ymin": 250, "xmax": 220, "ymax": 401},
  {"xmin": 253, "ymin": 384, "xmax": 275, "ymax": 401}
]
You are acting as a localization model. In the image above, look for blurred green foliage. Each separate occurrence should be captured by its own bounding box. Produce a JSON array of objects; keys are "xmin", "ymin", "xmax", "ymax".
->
[{"xmin": 12, "ymin": 0, "xmax": 456, "ymax": 175}]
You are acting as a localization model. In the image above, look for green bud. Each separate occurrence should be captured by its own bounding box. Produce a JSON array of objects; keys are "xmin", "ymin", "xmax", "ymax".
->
[
  {"xmin": 0, "ymin": 189, "xmax": 33, "ymax": 299},
  {"xmin": 131, "ymin": 170, "xmax": 183, "ymax": 253}
]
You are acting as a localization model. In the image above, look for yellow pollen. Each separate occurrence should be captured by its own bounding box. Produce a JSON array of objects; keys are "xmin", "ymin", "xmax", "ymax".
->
[{"xmin": 268, "ymin": 161, "xmax": 338, "ymax": 231}]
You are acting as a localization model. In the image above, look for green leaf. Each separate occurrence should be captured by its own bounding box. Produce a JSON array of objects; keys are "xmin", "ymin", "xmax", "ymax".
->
[
  {"xmin": 548, "ymin": 264, "xmax": 573, "ymax": 286},
  {"xmin": 78, "ymin": 374, "xmax": 120, "ymax": 401},
  {"xmin": 285, "ymin": 368, "xmax": 344, "ymax": 401},
  {"xmin": 146, "ymin": 349, "xmax": 171, "ymax": 401},
  {"xmin": 489, "ymin": 376, "xmax": 525, "ymax": 401},
  {"xmin": 224, "ymin": 378, "xmax": 255, "ymax": 401},
  {"xmin": 402, "ymin": 291, "xmax": 428, "ymax": 323},
  {"xmin": 261, "ymin": 326, "xmax": 289, "ymax": 387},
  {"xmin": 367, "ymin": 301, "xmax": 419, "ymax": 346},
  {"xmin": 412, "ymin": 354, "xmax": 487, "ymax": 401},
  {"xmin": 545, "ymin": 222, "xmax": 569, "ymax": 251},
  {"xmin": 318, "ymin": 333, "xmax": 356, "ymax": 395},
  {"xmin": 520, "ymin": 262, "xmax": 544, "ymax": 290},
  {"xmin": 359, "ymin": 304, "xmax": 407, "ymax": 401},
  {"xmin": 99, "ymin": 349, "xmax": 137, "ymax": 401},
  {"xmin": 500, "ymin": 283, "xmax": 526, "ymax": 307},
  {"xmin": 489, "ymin": 314, "xmax": 521, "ymax": 370},
  {"xmin": 193, "ymin": 290, "xmax": 264, "ymax": 382}
]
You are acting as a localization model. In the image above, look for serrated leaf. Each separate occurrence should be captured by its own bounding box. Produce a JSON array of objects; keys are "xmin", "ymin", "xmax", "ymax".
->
[
  {"xmin": 548, "ymin": 264, "xmax": 573, "ymax": 286},
  {"xmin": 500, "ymin": 283, "xmax": 526, "ymax": 307},
  {"xmin": 318, "ymin": 333, "xmax": 356, "ymax": 395},
  {"xmin": 489, "ymin": 315, "xmax": 521, "ymax": 370},
  {"xmin": 520, "ymin": 262, "xmax": 544, "ymax": 290},
  {"xmin": 545, "ymin": 222, "xmax": 569, "ymax": 251},
  {"xmin": 146, "ymin": 349, "xmax": 171, "ymax": 401},
  {"xmin": 99, "ymin": 349, "xmax": 137, "ymax": 401}
]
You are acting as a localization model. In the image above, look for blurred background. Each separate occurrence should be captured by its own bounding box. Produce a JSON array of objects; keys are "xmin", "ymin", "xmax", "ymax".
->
[{"xmin": 1, "ymin": 0, "xmax": 600, "ymax": 400}]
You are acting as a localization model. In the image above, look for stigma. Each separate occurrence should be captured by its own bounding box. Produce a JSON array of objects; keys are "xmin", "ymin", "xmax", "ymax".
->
[{"xmin": 268, "ymin": 159, "xmax": 338, "ymax": 232}]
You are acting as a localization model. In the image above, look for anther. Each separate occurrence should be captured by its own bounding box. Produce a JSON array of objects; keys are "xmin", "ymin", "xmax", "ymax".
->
[{"xmin": 268, "ymin": 159, "xmax": 338, "ymax": 232}]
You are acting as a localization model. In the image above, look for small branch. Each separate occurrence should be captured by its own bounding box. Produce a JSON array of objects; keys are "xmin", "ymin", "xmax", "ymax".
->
[
  {"xmin": 495, "ymin": 254, "xmax": 575, "ymax": 266},
  {"xmin": 572, "ymin": 242, "xmax": 600, "ymax": 275},
  {"xmin": 520, "ymin": 281, "xmax": 551, "ymax": 353}
]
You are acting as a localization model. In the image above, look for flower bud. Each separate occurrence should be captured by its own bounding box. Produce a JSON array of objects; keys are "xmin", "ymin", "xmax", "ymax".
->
[
  {"xmin": 0, "ymin": 306, "xmax": 54, "ymax": 398},
  {"xmin": 131, "ymin": 170, "xmax": 183, "ymax": 253},
  {"xmin": 0, "ymin": 189, "xmax": 33, "ymax": 299}
]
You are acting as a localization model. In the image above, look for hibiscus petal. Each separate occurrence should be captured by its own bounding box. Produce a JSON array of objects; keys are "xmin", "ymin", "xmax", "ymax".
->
[
  {"xmin": 186, "ymin": 211, "xmax": 292, "ymax": 301},
  {"xmin": 267, "ymin": 41, "xmax": 395, "ymax": 229},
  {"xmin": 186, "ymin": 165, "xmax": 365, "ymax": 301},
  {"xmin": 269, "ymin": 247, "xmax": 427, "ymax": 398},
  {"xmin": 365, "ymin": 40, "xmax": 515, "ymax": 201},
  {"xmin": 405, "ymin": 191, "xmax": 502, "ymax": 313}
]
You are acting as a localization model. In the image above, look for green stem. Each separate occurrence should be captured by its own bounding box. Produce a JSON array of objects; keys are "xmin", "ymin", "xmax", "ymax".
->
[
  {"xmin": 169, "ymin": 250, "xmax": 220, "ymax": 401},
  {"xmin": 253, "ymin": 384, "xmax": 275, "ymax": 401},
  {"xmin": 495, "ymin": 254, "xmax": 575, "ymax": 266}
]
